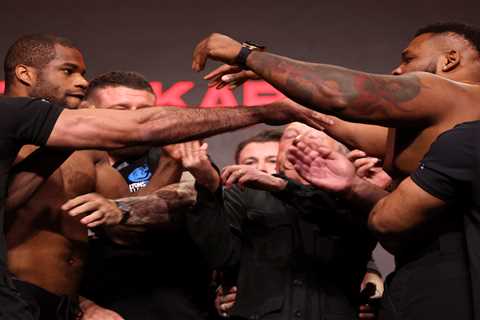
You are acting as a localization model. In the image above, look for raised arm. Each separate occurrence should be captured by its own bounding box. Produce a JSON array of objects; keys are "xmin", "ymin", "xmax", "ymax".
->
[
  {"xmin": 47, "ymin": 100, "xmax": 331, "ymax": 149},
  {"xmin": 193, "ymin": 33, "xmax": 465, "ymax": 127}
]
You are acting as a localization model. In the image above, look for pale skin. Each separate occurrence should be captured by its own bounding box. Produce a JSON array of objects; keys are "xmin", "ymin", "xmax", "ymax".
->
[
  {"xmin": 192, "ymin": 32, "xmax": 480, "ymax": 177},
  {"xmin": 237, "ymin": 141, "xmax": 279, "ymax": 175}
]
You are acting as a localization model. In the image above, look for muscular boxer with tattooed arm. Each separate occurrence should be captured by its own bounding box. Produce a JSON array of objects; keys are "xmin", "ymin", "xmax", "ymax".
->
[
  {"xmin": 193, "ymin": 22, "xmax": 480, "ymax": 177},
  {"xmin": 192, "ymin": 22, "xmax": 480, "ymax": 320}
]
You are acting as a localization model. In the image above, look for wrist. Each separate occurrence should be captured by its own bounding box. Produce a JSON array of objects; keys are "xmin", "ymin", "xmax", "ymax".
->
[
  {"xmin": 234, "ymin": 41, "xmax": 265, "ymax": 69},
  {"xmin": 113, "ymin": 199, "xmax": 131, "ymax": 224},
  {"xmin": 341, "ymin": 175, "xmax": 365, "ymax": 201}
]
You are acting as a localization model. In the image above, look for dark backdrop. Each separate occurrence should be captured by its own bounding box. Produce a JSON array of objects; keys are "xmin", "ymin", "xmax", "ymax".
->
[{"xmin": 1, "ymin": 0, "xmax": 479, "ymax": 276}]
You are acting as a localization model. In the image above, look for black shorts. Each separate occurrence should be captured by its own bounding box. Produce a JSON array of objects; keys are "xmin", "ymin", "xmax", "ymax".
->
[
  {"xmin": 0, "ymin": 271, "xmax": 35, "ymax": 320},
  {"xmin": 380, "ymin": 232, "xmax": 472, "ymax": 320},
  {"xmin": 13, "ymin": 279, "xmax": 81, "ymax": 320}
]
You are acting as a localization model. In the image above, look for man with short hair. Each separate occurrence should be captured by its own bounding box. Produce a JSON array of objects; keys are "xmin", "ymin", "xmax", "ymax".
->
[
  {"xmin": 0, "ymin": 33, "xmax": 328, "ymax": 320},
  {"xmin": 184, "ymin": 122, "xmax": 380, "ymax": 320},
  {"xmin": 71, "ymin": 71, "xmax": 212, "ymax": 320},
  {"xmin": 235, "ymin": 129, "xmax": 283, "ymax": 174}
]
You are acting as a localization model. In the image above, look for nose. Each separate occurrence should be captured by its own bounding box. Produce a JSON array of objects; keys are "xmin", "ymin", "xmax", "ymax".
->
[
  {"xmin": 391, "ymin": 65, "xmax": 403, "ymax": 76},
  {"xmin": 257, "ymin": 161, "xmax": 268, "ymax": 173},
  {"xmin": 76, "ymin": 75, "xmax": 89, "ymax": 90}
]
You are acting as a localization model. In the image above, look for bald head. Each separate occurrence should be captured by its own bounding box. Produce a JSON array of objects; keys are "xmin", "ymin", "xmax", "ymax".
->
[{"xmin": 277, "ymin": 122, "xmax": 347, "ymax": 183}]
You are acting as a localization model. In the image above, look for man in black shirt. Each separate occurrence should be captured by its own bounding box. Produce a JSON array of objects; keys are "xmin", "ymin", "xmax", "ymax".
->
[
  {"xmin": 0, "ymin": 35, "xmax": 331, "ymax": 319},
  {"xmin": 185, "ymin": 123, "xmax": 378, "ymax": 320}
]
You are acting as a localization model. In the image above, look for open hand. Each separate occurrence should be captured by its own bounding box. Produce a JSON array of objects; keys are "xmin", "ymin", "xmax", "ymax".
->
[
  {"xmin": 221, "ymin": 165, "xmax": 286, "ymax": 191},
  {"xmin": 287, "ymin": 136, "xmax": 355, "ymax": 193}
]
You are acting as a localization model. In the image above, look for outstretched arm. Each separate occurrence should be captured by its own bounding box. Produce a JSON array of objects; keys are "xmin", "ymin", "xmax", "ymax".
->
[
  {"xmin": 47, "ymin": 99, "xmax": 331, "ymax": 149},
  {"xmin": 193, "ymin": 33, "xmax": 464, "ymax": 127}
]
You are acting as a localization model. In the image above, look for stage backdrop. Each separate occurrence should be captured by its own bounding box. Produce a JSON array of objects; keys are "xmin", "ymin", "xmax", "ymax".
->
[{"xmin": 1, "ymin": 0, "xmax": 479, "ymax": 276}]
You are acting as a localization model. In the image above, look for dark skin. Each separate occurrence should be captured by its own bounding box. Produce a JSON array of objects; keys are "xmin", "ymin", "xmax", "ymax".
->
[
  {"xmin": 6, "ymin": 44, "xmax": 94, "ymax": 296},
  {"xmin": 192, "ymin": 32, "xmax": 480, "ymax": 177},
  {"xmin": 192, "ymin": 31, "xmax": 480, "ymax": 254}
]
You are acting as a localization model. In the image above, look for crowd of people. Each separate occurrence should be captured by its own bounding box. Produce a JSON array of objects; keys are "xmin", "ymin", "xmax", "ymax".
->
[{"xmin": 0, "ymin": 21, "xmax": 479, "ymax": 320}]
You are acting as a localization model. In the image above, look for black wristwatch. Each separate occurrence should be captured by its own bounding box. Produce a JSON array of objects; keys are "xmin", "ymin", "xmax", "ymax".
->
[
  {"xmin": 234, "ymin": 41, "xmax": 266, "ymax": 69},
  {"xmin": 114, "ymin": 200, "xmax": 131, "ymax": 224}
]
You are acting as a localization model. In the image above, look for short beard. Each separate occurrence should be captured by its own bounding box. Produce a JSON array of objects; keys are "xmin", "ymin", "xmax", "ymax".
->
[
  {"xmin": 29, "ymin": 72, "xmax": 69, "ymax": 107},
  {"xmin": 424, "ymin": 59, "xmax": 438, "ymax": 74}
]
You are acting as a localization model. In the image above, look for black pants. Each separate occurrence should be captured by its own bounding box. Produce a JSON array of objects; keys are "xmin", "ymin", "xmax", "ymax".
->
[
  {"xmin": 13, "ymin": 279, "xmax": 81, "ymax": 320},
  {"xmin": 0, "ymin": 271, "xmax": 34, "ymax": 320},
  {"xmin": 381, "ymin": 232, "xmax": 472, "ymax": 320}
]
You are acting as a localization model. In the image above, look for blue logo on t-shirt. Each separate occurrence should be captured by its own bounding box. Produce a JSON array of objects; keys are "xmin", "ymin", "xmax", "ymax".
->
[{"xmin": 128, "ymin": 165, "xmax": 152, "ymax": 183}]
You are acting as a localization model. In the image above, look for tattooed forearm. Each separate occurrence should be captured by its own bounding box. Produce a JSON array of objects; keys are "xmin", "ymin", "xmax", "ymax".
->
[
  {"xmin": 248, "ymin": 51, "xmax": 422, "ymax": 124},
  {"xmin": 114, "ymin": 181, "xmax": 197, "ymax": 226}
]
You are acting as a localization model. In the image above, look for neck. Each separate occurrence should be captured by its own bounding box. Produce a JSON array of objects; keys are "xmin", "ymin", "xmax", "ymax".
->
[{"xmin": 4, "ymin": 84, "xmax": 31, "ymax": 98}]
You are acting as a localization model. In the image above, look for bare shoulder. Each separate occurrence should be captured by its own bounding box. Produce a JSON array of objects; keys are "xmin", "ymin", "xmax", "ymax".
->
[{"xmin": 78, "ymin": 150, "xmax": 109, "ymax": 165}]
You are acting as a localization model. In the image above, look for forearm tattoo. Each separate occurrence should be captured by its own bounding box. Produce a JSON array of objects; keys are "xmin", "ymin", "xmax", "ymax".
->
[{"xmin": 115, "ymin": 181, "xmax": 197, "ymax": 226}]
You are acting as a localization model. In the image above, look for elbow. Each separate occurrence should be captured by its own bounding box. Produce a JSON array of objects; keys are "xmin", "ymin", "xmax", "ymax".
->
[{"xmin": 368, "ymin": 210, "xmax": 406, "ymax": 255}]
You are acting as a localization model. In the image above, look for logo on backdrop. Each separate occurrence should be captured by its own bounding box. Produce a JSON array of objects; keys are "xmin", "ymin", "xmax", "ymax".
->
[{"xmin": 0, "ymin": 80, "xmax": 283, "ymax": 106}]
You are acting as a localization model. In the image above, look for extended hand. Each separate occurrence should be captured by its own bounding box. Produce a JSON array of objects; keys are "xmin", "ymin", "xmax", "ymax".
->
[
  {"xmin": 287, "ymin": 136, "xmax": 356, "ymax": 193},
  {"xmin": 221, "ymin": 165, "xmax": 287, "ymax": 191},
  {"xmin": 192, "ymin": 33, "xmax": 242, "ymax": 72},
  {"xmin": 263, "ymin": 98, "xmax": 334, "ymax": 131},
  {"xmin": 178, "ymin": 141, "xmax": 220, "ymax": 192},
  {"xmin": 204, "ymin": 64, "xmax": 260, "ymax": 89},
  {"xmin": 62, "ymin": 193, "xmax": 123, "ymax": 227}
]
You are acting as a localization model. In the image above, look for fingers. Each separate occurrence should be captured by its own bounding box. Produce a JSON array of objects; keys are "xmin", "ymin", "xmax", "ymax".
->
[
  {"xmin": 61, "ymin": 193, "xmax": 97, "ymax": 211},
  {"xmin": 354, "ymin": 157, "xmax": 380, "ymax": 177},
  {"xmin": 216, "ymin": 286, "xmax": 237, "ymax": 316},
  {"xmin": 347, "ymin": 149, "xmax": 367, "ymax": 162},
  {"xmin": 80, "ymin": 210, "xmax": 104, "ymax": 227},
  {"xmin": 221, "ymin": 165, "xmax": 246, "ymax": 188},
  {"xmin": 358, "ymin": 304, "xmax": 376, "ymax": 319},
  {"xmin": 65, "ymin": 199, "xmax": 100, "ymax": 216},
  {"xmin": 192, "ymin": 38, "xmax": 209, "ymax": 72}
]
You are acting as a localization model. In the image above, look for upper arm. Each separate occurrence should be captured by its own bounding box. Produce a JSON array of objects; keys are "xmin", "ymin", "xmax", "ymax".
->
[
  {"xmin": 325, "ymin": 116, "xmax": 388, "ymax": 157},
  {"xmin": 369, "ymin": 177, "xmax": 446, "ymax": 237},
  {"xmin": 338, "ymin": 72, "xmax": 464, "ymax": 127}
]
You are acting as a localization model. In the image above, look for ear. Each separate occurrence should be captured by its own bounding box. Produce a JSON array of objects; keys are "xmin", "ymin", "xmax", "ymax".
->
[
  {"xmin": 14, "ymin": 64, "xmax": 37, "ymax": 87},
  {"xmin": 440, "ymin": 50, "xmax": 460, "ymax": 73}
]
